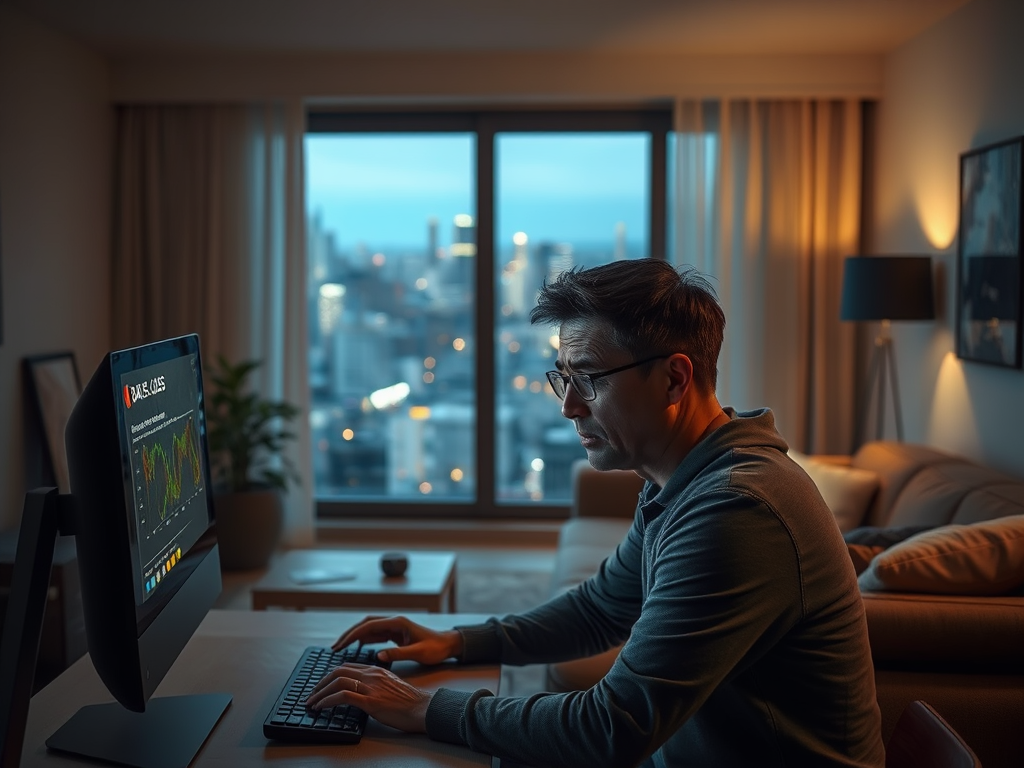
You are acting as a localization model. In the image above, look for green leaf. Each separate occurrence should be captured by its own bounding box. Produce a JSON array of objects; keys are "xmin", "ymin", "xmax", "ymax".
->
[{"xmin": 204, "ymin": 356, "xmax": 301, "ymax": 495}]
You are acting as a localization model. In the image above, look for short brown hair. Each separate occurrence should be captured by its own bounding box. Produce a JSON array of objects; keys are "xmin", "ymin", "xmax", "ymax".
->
[{"xmin": 530, "ymin": 259, "xmax": 725, "ymax": 393}]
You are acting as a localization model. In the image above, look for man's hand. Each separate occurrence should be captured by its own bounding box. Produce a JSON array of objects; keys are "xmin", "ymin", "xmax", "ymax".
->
[
  {"xmin": 304, "ymin": 662, "xmax": 432, "ymax": 733},
  {"xmin": 333, "ymin": 615, "xmax": 464, "ymax": 664}
]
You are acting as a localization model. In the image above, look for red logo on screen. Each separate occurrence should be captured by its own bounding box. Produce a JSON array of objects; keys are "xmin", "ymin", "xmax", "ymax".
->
[{"xmin": 123, "ymin": 385, "xmax": 132, "ymax": 409}]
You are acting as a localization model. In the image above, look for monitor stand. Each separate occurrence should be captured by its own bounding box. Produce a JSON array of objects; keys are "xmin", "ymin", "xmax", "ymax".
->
[
  {"xmin": 0, "ymin": 488, "xmax": 230, "ymax": 768},
  {"xmin": 45, "ymin": 693, "xmax": 231, "ymax": 768}
]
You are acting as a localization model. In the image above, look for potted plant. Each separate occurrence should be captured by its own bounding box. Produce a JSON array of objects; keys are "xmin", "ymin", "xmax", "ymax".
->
[{"xmin": 205, "ymin": 355, "xmax": 300, "ymax": 570}]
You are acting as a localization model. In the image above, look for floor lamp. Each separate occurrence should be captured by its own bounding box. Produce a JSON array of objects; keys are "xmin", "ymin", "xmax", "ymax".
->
[{"xmin": 840, "ymin": 255, "xmax": 935, "ymax": 447}]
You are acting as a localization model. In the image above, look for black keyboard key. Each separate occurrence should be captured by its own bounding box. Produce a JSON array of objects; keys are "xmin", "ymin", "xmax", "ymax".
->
[{"xmin": 263, "ymin": 645, "xmax": 392, "ymax": 744}]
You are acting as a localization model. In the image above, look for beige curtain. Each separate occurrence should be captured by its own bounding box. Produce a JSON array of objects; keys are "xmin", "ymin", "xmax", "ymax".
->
[
  {"xmin": 112, "ymin": 102, "xmax": 314, "ymax": 546},
  {"xmin": 673, "ymin": 99, "xmax": 862, "ymax": 454}
]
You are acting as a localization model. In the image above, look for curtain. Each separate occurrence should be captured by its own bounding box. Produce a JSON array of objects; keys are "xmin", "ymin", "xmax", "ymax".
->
[
  {"xmin": 112, "ymin": 102, "xmax": 314, "ymax": 546},
  {"xmin": 672, "ymin": 99, "xmax": 863, "ymax": 455}
]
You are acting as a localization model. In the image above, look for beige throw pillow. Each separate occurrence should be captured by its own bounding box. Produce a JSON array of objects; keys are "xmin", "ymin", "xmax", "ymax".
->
[
  {"xmin": 788, "ymin": 450, "xmax": 880, "ymax": 532},
  {"xmin": 857, "ymin": 515, "xmax": 1024, "ymax": 595}
]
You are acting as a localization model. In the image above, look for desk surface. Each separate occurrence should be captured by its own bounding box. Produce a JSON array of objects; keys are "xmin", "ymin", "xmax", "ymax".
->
[{"xmin": 21, "ymin": 609, "xmax": 499, "ymax": 768}]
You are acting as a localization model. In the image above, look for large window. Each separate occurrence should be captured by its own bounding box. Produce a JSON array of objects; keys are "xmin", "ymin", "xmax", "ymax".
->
[{"xmin": 307, "ymin": 110, "xmax": 671, "ymax": 518}]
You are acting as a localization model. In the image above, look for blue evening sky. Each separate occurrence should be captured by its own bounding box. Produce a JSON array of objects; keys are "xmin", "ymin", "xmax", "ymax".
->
[{"xmin": 305, "ymin": 133, "xmax": 650, "ymax": 253}]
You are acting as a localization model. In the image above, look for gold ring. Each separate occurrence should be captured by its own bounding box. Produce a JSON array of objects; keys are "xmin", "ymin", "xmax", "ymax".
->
[{"xmin": 353, "ymin": 680, "xmax": 360, "ymax": 694}]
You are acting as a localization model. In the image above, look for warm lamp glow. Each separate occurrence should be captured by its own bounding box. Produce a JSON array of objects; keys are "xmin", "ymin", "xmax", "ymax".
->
[
  {"xmin": 915, "ymin": 196, "xmax": 957, "ymax": 251},
  {"xmin": 908, "ymin": 130, "xmax": 959, "ymax": 250},
  {"xmin": 927, "ymin": 352, "xmax": 980, "ymax": 452}
]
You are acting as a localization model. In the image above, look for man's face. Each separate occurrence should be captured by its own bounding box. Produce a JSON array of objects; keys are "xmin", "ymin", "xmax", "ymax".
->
[{"xmin": 554, "ymin": 319, "xmax": 668, "ymax": 474}]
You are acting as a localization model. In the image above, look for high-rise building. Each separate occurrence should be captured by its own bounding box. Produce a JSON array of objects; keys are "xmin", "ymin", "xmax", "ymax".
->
[
  {"xmin": 614, "ymin": 221, "xmax": 627, "ymax": 260},
  {"xmin": 501, "ymin": 231, "xmax": 531, "ymax": 317},
  {"xmin": 448, "ymin": 213, "xmax": 476, "ymax": 290},
  {"xmin": 450, "ymin": 213, "xmax": 476, "ymax": 258},
  {"xmin": 539, "ymin": 241, "xmax": 574, "ymax": 285},
  {"xmin": 427, "ymin": 216, "xmax": 440, "ymax": 263}
]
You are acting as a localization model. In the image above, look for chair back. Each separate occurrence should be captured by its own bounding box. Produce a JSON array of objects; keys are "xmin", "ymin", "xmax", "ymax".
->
[{"xmin": 886, "ymin": 700, "xmax": 981, "ymax": 768}]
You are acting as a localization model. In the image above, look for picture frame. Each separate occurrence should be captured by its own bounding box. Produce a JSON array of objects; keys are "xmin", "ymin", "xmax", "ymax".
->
[
  {"xmin": 956, "ymin": 136, "xmax": 1024, "ymax": 368},
  {"xmin": 23, "ymin": 352, "xmax": 81, "ymax": 493}
]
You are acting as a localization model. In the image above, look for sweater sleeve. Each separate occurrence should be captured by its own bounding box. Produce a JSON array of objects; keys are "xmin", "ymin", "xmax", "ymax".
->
[{"xmin": 426, "ymin": 492, "xmax": 805, "ymax": 768}]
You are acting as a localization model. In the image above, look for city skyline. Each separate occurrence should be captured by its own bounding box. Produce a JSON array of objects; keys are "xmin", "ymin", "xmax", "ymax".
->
[
  {"xmin": 305, "ymin": 133, "xmax": 650, "ymax": 253},
  {"xmin": 304, "ymin": 131, "xmax": 653, "ymax": 503}
]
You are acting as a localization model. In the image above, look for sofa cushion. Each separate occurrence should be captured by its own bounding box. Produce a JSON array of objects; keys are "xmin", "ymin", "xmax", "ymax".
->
[
  {"xmin": 550, "ymin": 518, "xmax": 631, "ymax": 595},
  {"xmin": 855, "ymin": 441, "xmax": 1024, "ymax": 529},
  {"xmin": 863, "ymin": 591, "xmax": 1024, "ymax": 671},
  {"xmin": 850, "ymin": 442, "xmax": 961, "ymax": 527},
  {"xmin": 955, "ymin": 484, "xmax": 1024, "ymax": 524},
  {"xmin": 571, "ymin": 461, "xmax": 645, "ymax": 519},
  {"xmin": 847, "ymin": 543, "xmax": 886, "ymax": 575},
  {"xmin": 858, "ymin": 515, "xmax": 1024, "ymax": 595},
  {"xmin": 788, "ymin": 450, "xmax": 880, "ymax": 531},
  {"xmin": 844, "ymin": 525, "xmax": 936, "ymax": 548}
]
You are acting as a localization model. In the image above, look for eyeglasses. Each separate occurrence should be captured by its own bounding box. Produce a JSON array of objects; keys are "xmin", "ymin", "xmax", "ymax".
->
[{"xmin": 545, "ymin": 355, "xmax": 672, "ymax": 401}]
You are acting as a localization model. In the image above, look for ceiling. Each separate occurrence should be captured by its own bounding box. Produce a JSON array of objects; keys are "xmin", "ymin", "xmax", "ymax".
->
[{"xmin": 4, "ymin": 0, "xmax": 972, "ymax": 58}]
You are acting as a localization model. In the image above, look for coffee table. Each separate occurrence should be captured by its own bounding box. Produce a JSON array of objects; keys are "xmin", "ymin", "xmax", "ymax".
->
[{"xmin": 250, "ymin": 549, "xmax": 458, "ymax": 613}]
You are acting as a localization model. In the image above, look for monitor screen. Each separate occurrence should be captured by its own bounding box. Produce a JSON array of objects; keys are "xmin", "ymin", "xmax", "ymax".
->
[
  {"xmin": 119, "ymin": 351, "xmax": 209, "ymax": 612},
  {"xmin": 64, "ymin": 334, "xmax": 223, "ymax": 713}
]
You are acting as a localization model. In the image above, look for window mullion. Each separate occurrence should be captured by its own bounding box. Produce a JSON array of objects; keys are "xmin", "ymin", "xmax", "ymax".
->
[
  {"xmin": 651, "ymin": 125, "xmax": 668, "ymax": 260},
  {"xmin": 475, "ymin": 117, "xmax": 498, "ymax": 516}
]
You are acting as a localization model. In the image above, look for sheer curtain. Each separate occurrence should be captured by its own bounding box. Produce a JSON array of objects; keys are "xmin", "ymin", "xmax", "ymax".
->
[
  {"xmin": 672, "ymin": 99, "xmax": 863, "ymax": 454},
  {"xmin": 112, "ymin": 102, "xmax": 314, "ymax": 546}
]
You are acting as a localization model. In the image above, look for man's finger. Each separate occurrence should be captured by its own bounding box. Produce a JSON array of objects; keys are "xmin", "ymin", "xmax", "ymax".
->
[
  {"xmin": 375, "ymin": 643, "xmax": 425, "ymax": 662},
  {"xmin": 332, "ymin": 617, "xmax": 398, "ymax": 650}
]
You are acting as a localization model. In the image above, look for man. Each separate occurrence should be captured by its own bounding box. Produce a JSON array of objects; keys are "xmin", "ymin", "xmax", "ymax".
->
[{"xmin": 307, "ymin": 259, "xmax": 885, "ymax": 767}]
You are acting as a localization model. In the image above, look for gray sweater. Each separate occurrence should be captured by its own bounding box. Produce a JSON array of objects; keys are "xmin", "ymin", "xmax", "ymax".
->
[{"xmin": 426, "ymin": 408, "xmax": 885, "ymax": 767}]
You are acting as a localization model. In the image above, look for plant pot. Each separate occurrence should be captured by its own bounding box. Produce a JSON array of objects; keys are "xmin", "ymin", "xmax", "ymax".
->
[{"xmin": 213, "ymin": 488, "xmax": 284, "ymax": 571}]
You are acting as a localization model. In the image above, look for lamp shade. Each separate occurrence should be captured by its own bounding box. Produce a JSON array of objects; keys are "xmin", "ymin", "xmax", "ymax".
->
[
  {"xmin": 840, "ymin": 255, "xmax": 935, "ymax": 321},
  {"xmin": 967, "ymin": 255, "xmax": 1018, "ymax": 321}
]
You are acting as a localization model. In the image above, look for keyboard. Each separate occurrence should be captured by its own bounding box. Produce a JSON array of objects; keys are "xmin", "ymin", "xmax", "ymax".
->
[{"xmin": 263, "ymin": 644, "xmax": 391, "ymax": 744}]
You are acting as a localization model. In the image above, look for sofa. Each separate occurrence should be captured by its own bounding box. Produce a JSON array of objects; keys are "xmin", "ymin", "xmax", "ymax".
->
[{"xmin": 547, "ymin": 441, "xmax": 1024, "ymax": 768}]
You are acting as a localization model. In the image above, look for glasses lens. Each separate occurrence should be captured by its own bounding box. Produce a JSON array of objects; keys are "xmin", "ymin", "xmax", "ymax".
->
[
  {"xmin": 574, "ymin": 375, "xmax": 596, "ymax": 401},
  {"xmin": 546, "ymin": 371, "xmax": 567, "ymax": 398}
]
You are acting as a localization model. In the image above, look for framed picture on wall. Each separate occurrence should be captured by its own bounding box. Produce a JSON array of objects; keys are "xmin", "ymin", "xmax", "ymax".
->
[{"xmin": 956, "ymin": 136, "xmax": 1024, "ymax": 368}]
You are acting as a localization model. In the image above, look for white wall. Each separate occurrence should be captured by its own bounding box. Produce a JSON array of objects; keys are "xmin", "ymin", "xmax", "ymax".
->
[
  {"xmin": 874, "ymin": 0, "xmax": 1024, "ymax": 478},
  {"xmin": 0, "ymin": 6, "xmax": 113, "ymax": 530}
]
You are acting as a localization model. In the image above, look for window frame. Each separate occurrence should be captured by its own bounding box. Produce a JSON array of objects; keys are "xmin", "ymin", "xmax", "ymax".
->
[{"xmin": 308, "ymin": 106, "xmax": 672, "ymax": 520}]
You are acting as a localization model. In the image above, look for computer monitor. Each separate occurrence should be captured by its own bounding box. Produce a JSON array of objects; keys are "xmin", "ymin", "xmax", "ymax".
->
[{"xmin": 51, "ymin": 334, "xmax": 230, "ymax": 766}]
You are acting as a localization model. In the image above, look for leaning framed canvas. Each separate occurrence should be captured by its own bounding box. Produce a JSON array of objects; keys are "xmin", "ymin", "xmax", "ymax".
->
[
  {"xmin": 956, "ymin": 136, "xmax": 1024, "ymax": 368},
  {"xmin": 23, "ymin": 352, "xmax": 81, "ymax": 492}
]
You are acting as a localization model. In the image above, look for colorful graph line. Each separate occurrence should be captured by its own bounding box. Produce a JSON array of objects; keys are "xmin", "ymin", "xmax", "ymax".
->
[{"xmin": 140, "ymin": 416, "xmax": 202, "ymax": 524}]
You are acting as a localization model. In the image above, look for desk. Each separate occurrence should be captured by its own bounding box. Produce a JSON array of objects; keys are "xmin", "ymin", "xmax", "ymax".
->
[
  {"xmin": 20, "ymin": 610, "xmax": 499, "ymax": 767},
  {"xmin": 251, "ymin": 549, "xmax": 458, "ymax": 613}
]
